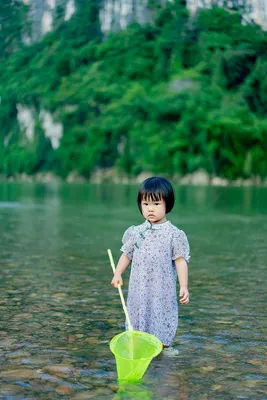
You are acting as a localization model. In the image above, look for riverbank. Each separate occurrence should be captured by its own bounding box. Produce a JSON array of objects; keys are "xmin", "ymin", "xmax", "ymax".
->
[{"xmin": 1, "ymin": 169, "xmax": 267, "ymax": 187}]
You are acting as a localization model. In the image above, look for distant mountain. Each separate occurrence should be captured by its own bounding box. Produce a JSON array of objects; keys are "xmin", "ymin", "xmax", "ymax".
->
[{"xmin": 1, "ymin": 1, "xmax": 266, "ymax": 181}]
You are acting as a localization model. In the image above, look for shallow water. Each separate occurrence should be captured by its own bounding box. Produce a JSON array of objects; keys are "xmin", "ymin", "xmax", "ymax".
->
[{"xmin": 0, "ymin": 183, "xmax": 266, "ymax": 399}]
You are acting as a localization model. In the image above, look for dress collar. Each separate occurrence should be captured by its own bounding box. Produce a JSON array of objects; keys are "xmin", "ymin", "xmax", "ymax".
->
[{"xmin": 144, "ymin": 219, "xmax": 171, "ymax": 230}]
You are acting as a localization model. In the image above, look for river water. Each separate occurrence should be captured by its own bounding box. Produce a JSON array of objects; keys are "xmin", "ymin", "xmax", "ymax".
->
[{"xmin": 0, "ymin": 182, "xmax": 266, "ymax": 399}]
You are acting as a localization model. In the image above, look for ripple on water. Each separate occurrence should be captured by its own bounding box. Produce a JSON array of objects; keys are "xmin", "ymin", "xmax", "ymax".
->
[{"xmin": 0, "ymin": 202, "xmax": 21, "ymax": 208}]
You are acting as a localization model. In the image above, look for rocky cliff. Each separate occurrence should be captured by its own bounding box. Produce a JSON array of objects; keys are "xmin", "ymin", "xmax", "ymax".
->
[
  {"xmin": 21, "ymin": 0, "xmax": 75, "ymax": 43},
  {"xmin": 23, "ymin": 0, "xmax": 169, "ymax": 40},
  {"xmin": 20, "ymin": 0, "xmax": 267, "ymax": 42}
]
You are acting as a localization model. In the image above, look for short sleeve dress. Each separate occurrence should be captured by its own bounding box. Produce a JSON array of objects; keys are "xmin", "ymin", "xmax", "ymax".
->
[{"xmin": 121, "ymin": 219, "xmax": 190, "ymax": 346}]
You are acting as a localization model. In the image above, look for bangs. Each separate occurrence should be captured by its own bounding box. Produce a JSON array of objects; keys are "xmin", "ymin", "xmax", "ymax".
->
[{"xmin": 141, "ymin": 191, "xmax": 163, "ymax": 202}]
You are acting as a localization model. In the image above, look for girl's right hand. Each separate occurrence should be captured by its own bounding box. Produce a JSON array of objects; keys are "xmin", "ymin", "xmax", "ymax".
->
[{"xmin": 111, "ymin": 274, "xmax": 123, "ymax": 288}]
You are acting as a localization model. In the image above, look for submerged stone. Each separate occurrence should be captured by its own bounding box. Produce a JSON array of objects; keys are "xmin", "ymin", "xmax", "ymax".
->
[
  {"xmin": 42, "ymin": 364, "xmax": 78, "ymax": 378},
  {"xmin": 1, "ymin": 369, "xmax": 40, "ymax": 379}
]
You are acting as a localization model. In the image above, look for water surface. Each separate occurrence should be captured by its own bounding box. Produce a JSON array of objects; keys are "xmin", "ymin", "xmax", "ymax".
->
[{"xmin": 0, "ymin": 183, "xmax": 266, "ymax": 399}]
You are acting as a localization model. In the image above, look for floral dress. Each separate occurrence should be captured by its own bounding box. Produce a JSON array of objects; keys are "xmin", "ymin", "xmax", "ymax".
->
[{"xmin": 121, "ymin": 219, "xmax": 190, "ymax": 346}]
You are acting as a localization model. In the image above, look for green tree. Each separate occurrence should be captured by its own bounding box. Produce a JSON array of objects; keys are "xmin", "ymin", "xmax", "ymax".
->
[{"xmin": 0, "ymin": 1, "xmax": 28, "ymax": 60}]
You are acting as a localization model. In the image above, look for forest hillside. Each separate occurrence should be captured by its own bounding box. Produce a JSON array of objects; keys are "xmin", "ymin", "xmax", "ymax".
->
[{"xmin": 0, "ymin": 0, "xmax": 267, "ymax": 182}]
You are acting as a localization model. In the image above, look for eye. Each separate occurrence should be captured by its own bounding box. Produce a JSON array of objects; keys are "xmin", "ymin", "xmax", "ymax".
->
[
  {"xmin": 142, "ymin": 202, "xmax": 148, "ymax": 206},
  {"xmin": 154, "ymin": 202, "xmax": 160, "ymax": 206}
]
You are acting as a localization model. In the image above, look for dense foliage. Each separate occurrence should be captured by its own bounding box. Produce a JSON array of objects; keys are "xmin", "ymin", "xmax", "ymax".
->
[{"xmin": 0, "ymin": 0, "xmax": 267, "ymax": 180}]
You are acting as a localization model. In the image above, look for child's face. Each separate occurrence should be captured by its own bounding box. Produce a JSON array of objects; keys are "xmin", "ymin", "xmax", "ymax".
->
[{"xmin": 141, "ymin": 196, "xmax": 166, "ymax": 224}]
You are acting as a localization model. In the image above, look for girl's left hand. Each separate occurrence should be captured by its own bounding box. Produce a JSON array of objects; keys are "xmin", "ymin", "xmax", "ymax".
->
[{"xmin": 180, "ymin": 286, "xmax": 189, "ymax": 305}]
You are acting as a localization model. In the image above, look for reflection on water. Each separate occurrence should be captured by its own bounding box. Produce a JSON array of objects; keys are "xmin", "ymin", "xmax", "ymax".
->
[
  {"xmin": 112, "ymin": 383, "xmax": 154, "ymax": 400},
  {"xmin": 0, "ymin": 182, "xmax": 267, "ymax": 399}
]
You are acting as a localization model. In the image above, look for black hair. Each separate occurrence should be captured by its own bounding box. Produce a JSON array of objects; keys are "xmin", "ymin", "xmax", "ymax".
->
[{"xmin": 137, "ymin": 177, "xmax": 175, "ymax": 214}]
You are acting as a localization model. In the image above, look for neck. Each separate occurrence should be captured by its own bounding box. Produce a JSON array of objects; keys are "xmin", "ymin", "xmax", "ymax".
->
[{"xmin": 148, "ymin": 217, "xmax": 167, "ymax": 225}]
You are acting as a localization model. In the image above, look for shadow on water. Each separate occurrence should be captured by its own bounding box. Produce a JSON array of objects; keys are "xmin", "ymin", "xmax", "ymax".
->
[{"xmin": 0, "ymin": 182, "xmax": 266, "ymax": 399}]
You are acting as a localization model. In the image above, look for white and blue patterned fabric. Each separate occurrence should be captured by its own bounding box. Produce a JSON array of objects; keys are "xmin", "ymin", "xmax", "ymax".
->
[{"xmin": 121, "ymin": 220, "xmax": 190, "ymax": 346}]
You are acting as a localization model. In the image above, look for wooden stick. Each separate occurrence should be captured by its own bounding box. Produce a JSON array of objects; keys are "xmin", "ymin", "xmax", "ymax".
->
[{"xmin": 107, "ymin": 249, "xmax": 133, "ymax": 331}]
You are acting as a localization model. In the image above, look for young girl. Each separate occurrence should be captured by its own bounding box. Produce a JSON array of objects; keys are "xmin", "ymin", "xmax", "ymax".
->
[{"xmin": 111, "ymin": 176, "xmax": 190, "ymax": 347}]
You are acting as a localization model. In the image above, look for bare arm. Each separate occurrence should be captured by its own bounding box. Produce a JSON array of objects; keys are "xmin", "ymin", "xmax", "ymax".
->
[
  {"xmin": 174, "ymin": 257, "xmax": 189, "ymax": 305},
  {"xmin": 111, "ymin": 253, "xmax": 131, "ymax": 288}
]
